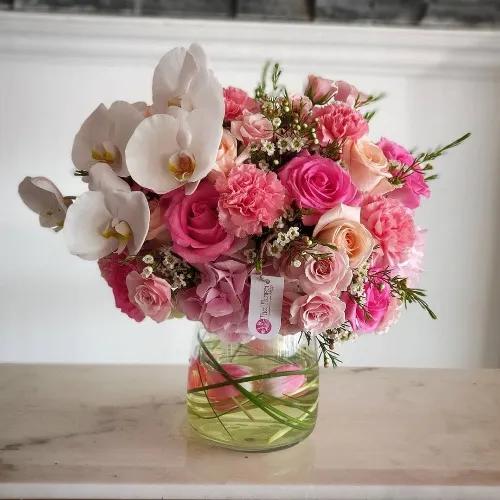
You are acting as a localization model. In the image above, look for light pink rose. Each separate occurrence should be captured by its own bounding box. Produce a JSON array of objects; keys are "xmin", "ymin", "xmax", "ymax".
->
[
  {"xmin": 177, "ymin": 257, "xmax": 250, "ymax": 341},
  {"xmin": 98, "ymin": 254, "xmax": 144, "ymax": 322},
  {"xmin": 163, "ymin": 180, "xmax": 235, "ymax": 264},
  {"xmin": 146, "ymin": 199, "xmax": 169, "ymax": 242},
  {"xmin": 259, "ymin": 364, "xmax": 306, "ymax": 397},
  {"xmin": 334, "ymin": 80, "xmax": 364, "ymax": 107},
  {"xmin": 342, "ymin": 138, "xmax": 392, "ymax": 194},
  {"xmin": 343, "ymin": 279, "xmax": 392, "ymax": 334},
  {"xmin": 223, "ymin": 87, "xmax": 260, "ymax": 121},
  {"xmin": 313, "ymin": 204, "xmax": 375, "ymax": 268},
  {"xmin": 392, "ymin": 227, "xmax": 426, "ymax": 287},
  {"xmin": 298, "ymin": 245, "xmax": 352, "ymax": 295},
  {"xmin": 289, "ymin": 292, "xmax": 346, "ymax": 334},
  {"xmin": 361, "ymin": 197, "xmax": 417, "ymax": 267},
  {"xmin": 216, "ymin": 163, "xmax": 287, "ymax": 237},
  {"xmin": 126, "ymin": 271, "xmax": 172, "ymax": 323},
  {"xmin": 215, "ymin": 129, "xmax": 237, "ymax": 175},
  {"xmin": 230, "ymin": 110, "xmax": 273, "ymax": 145},
  {"xmin": 312, "ymin": 104, "xmax": 368, "ymax": 146},
  {"xmin": 278, "ymin": 152, "xmax": 359, "ymax": 225},
  {"xmin": 378, "ymin": 137, "xmax": 430, "ymax": 209},
  {"xmin": 279, "ymin": 285, "xmax": 302, "ymax": 335},
  {"xmin": 305, "ymin": 74, "xmax": 338, "ymax": 104}
]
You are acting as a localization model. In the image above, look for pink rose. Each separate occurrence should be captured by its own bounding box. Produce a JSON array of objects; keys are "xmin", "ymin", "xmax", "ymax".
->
[
  {"xmin": 392, "ymin": 227, "xmax": 426, "ymax": 287},
  {"xmin": 279, "ymin": 152, "xmax": 359, "ymax": 225},
  {"xmin": 223, "ymin": 86, "xmax": 259, "ymax": 121},
  {"xmin": 298, "ymin": 245, "xmax": 352, "ymax": 295},
  {"xmin": 216, "ymin": 163, "xmax": 286, "ymax": 237},
  {"xmin": 206, "ymin": 363, "xmax": 253, "ymax": 401},
  {"xmin": 98, "ymin": 254, "xmax": 144, "ymax": 322},
  {"xmin": 163, "ymin": 180, "xmax": 235, "ymax": 264},
  {"xmin": 259, "ymin": 364, "xmax": 306, "ymax": 397},
  {"xmin": 289, "ymin": 292, "xmax": 346, "ymax": 334},
  {"xmin": 378, "ymin": 138, "xmax": 430, "ymax": 209},
  {"xmin": 291, "ymin": 94, "xmax": 313, "ymax": 120},
  {"xmin": 126, "ymin": 271, "xmax": 172, "ymax": 323},
  {"xmin": 177, "ymin": 257, "xmax": 250, "ymax": 341},
  {"xmin": 343, "ymin": 280, "xmax": 392, "ymax": 334},
  {"xmin": 305, "ymin": 74, "xmax": 337, "ymax": 104},
  {"xmin": 312, "ymin": 104, "xmax": 368, "ymax": 146},
  {"xmin": 334, "ymin": 80, "xmax": 363, "ymax": 107},
  {"xmin": 313, "ymin": 204, "xmax": 375, "ymax": 268},
  {"xmin": 230, "ymin": 110, "xmax": 273, "ymax": 145},
  {"xmin": 361, "ymin": 197, "xmax": 417, "ymax": 267},
  {"xmin": 146, "ymin": 199, "xmax": 169, "ymax": 242},
  {"xmin": 342, "ymin": 138, "xmax": 392, "ymax": 193}
]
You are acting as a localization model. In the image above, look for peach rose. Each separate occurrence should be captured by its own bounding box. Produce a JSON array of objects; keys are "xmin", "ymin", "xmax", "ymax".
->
[
  {"xmin": 342, "ymin": 138, "xmax": 392, "ymax": 193},
  {"xmin": 215, "ymin": 129, "xmax": 237, "ymax": 175},
  {"xmin": 313, "ymin": 204, "xmax": 374, "ymax": 268},
  {"xmin": 146, "ymin": 199, "xmax": 169, "ymax": 242}
]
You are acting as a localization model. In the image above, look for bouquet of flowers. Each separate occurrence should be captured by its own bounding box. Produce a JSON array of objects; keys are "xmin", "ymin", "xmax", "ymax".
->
[{"xmin": 18, "ymin": 44, "xmax": 469, "ymax": 365}]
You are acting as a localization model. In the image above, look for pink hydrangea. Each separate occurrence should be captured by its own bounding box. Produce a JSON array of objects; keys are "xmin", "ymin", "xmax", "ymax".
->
[
  {"xmin": 279, "ymin": 152, "xmax": 359, "ymax": 225},
  {"xmin": 312, "ymin": 104, "xmax": 368, "ymax": 146},
  {"xmin": 230, "ymin": 110, "xmax": 273, "ymax": 145},
  {"xmin": 177, "ymin": 257, "xmax": 250, "ymax": 342},
  {"xmin": 98, "ymin": 254, "xmax": 144, "ymax": 322},
  {"xmin": 223, "ymin": 86, "xmax": 259, "ymax": 121},
  {"xmin": 216, "ymin": 163, "xmax": 287, "ymax": 237},
  {"xmin": 378, "ymin": 137, "xmax": 430, "ymax": 209},
  {"xmin": 361, "ymin": 197, "xmax": 417, "ymax": 267}
]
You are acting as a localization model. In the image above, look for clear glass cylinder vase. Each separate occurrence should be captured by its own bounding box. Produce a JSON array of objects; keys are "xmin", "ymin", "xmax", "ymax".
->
[{"xmin": 186, "ymin": 326, "xmax": 319, "ymax": 452}]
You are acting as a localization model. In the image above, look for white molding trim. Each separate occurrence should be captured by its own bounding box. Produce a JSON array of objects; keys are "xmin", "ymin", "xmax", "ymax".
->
[{"xmin": 1, "ymin": 11, "xmax": 500, "ymax": 78}]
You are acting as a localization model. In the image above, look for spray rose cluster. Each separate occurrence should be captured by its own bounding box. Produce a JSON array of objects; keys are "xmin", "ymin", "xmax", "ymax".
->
[{"xmin": 20, "ymin": 44, "xmax": 467, "ymax": 360}]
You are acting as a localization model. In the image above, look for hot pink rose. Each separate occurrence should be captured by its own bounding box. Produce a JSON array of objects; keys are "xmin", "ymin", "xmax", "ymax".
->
[
  {"xmin": 289, "ymin": 292, "xmax": 346, "ymax": 334},
  {"xmin": 279, "ymin": 152, "xmax": 359, "ymax": 225},
  {"xmin": 126, "ymin": 271, "xmax": 172, "ymax": 323},
  {"xmin": 223, "ymin": 86, "xmax": 259, "ymax": 121},
  {"xmin": 312, "ymin": 104, "xmax": 368, "ymax": 146},
  {"xmin": 361, "ymin": 197, "xmax": 417, "ymax": 267},
  {"xmin": 343, "ymin": 280, "xmax": 392, "ymax": 334},
  {"xmin": 163, "ymin": 180, "xmax": 235, "ymax": 264},
  {"xmin": 305, "ymin": 74, "xmax": 337, "ymax": 104},
  {"xmin": 378, "ymin": 138, "xmax": 430, "ymax": 209},
  {"xmin": 177, "ymin": 257, "xmax": 250, "ymax": 341},
  {"xmin": 298, "ymin": 245, "xmax": 352, "ymax": 295},
  {"xmin": 216, "ymin": 163, "xmax": 287, "ymax": 237},
  {"xmin": 230, "ymin": 111, "xmax": 273, "ymax": 145},
  {"xmin": 98, "ymin": 254, "xmax": 144, "ymax": 322}
]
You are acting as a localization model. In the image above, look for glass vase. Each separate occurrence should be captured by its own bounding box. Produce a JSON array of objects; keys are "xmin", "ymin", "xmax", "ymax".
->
[{"xmin": 186, "ymin": 326, "xmax": 319, "ymax": 452}]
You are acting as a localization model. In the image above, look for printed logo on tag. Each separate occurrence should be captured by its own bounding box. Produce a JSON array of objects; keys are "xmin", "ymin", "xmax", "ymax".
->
[{"xmin": 248, "ymin": 274, "xmax": 284, "ymax": 339}]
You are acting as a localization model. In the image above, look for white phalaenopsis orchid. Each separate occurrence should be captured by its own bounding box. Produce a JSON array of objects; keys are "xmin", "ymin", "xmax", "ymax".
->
[
  {"xmin": 72, "ymin": 101, "xmax": 146, "ymax": 177},
  {"xmin": 152, "ymin": 43, "xmax": 223, "ymax": 121},
  {"xmin": 18, "ymin": 176, "xmax": 69, "ymax": 229},
  {"xmin": 126, "ymin": 108, "xmax": 222, "ymax": 194},
  {"xmin": 64, "ymin": 163, "xmax": 149, "ymax": 260}
]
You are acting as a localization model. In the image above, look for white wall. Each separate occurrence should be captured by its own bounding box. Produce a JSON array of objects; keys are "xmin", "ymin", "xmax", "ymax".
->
[{"xmin": 1, "ymin": 12, "xmax": 500, "ymax": 367}]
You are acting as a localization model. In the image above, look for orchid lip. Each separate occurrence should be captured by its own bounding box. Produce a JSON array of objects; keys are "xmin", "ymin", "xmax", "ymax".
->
[{"xmin": 168, "ymin": 150, "xmax": 196, "ymax": 182}]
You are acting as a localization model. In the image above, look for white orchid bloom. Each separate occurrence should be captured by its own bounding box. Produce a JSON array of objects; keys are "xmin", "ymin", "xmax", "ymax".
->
[
  {"xmin": 64, "ymin": 163, "xmax": 149, "ymax": 260},
  {"xmin": 152, "ymin": 43, "xmax": 224, "ymax": 122},
  {"xmin": 18, "ymin": 176, "xmax": 68, "ymax": 229},
  {"xmin": 125, "ymin": 108, "xmax": 221, "ymax": 194},
  {"xmin": 72, "ymin": 101, "xmax": 146, "ymax": 177}
]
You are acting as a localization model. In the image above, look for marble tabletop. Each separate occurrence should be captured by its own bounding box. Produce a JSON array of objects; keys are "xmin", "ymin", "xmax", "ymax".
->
[{"xmin": 0, "ymin": 364, "xmax": 499, "ymax": 500}]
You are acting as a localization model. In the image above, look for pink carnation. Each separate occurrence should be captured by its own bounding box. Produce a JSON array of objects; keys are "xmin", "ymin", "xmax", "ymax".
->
[
  {"xmin": 289, "ymin": 292, "xmax": 346, "ymax": 334},
  {"xmin": 312, "ymin": 104, "xmax": 368, "ymax": 146},
  {"xmin": 216, "ymin": 163, "xmax": 287, "ymax": 237},
  {"xmin": 98, "ymin": 254, "xmax": 144, "ymax": 322},
  {"xmin": 279, "ymin": 152, "xmax": 359, "ymax": 225},
  {"xmin": 177, "ymin": 257, "xmax": 250, "ymax": 342},
  {"xmin": 230, "ymin": 111, "xmax": 273, "ymax": 145},
  {"xmin": 223, "ymin": 86, "xmax": 259, "ymax": 121},
  {"xmin": 361, "ymin": 197, "xmax": 417, "ymax": 267},
  {"xmin": 343, "ymin": 280, "xmax": 392, "ymax": 334},
  {"xmin": 378, "ymin": 137, "xmax": 430, "ymax": 209},
  {"xmin": 163, "ymin": 180, "xmax": 235, "ymax": 264},
  {"xmin": 126, "ymin": 271, "xmax": 172, "ymax": 323}
]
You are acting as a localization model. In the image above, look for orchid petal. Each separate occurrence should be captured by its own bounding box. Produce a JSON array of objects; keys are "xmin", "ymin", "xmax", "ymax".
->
[
  {"xmin": 188, "ymin": 68, "xmax": 224, "ymax": 121},
  {"xmin": 88, "ymin": 163, "xmax": 131, "ymax": 193},
  {"xmin": 64, "ymin": 191, "xmax": 117, "ymax": 260},
  {"xmin": 18, "ymin": 176, "xmax": 67, "ymax": 228}
]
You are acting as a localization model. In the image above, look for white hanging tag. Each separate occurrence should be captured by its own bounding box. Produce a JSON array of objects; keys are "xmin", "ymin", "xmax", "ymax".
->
[{"xmin": 248, "ymin": 274, "xmax": 284, "ymax": 340}]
